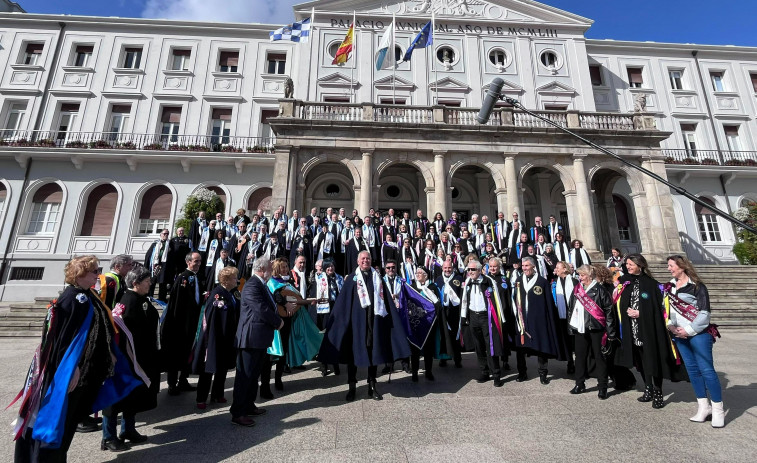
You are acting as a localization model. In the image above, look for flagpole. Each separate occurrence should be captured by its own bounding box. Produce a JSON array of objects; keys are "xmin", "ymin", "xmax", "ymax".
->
[
  {"xmin": 305, "ymin": 7, "xmax": 315, "ymax": 101},
  {"xmin": 392, "ymin": 13, "xmax": 396, "ymax": 104},
  {"xmin": 351, "ymin": 10, "xmax": 356, "ymax": 103},
  {"xmin": 432, "ymin": 11, "xmax": 437, "ymax": 106}
]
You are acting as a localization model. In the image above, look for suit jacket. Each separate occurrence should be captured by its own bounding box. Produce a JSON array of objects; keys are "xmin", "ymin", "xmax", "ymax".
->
[{"xmin": 235, "ymin": 275, "xmax": 282, "ymax": 350}]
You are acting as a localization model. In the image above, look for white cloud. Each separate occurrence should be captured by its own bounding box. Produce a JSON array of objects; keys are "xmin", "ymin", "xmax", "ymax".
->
[{"xmin": 141, "ymin": 0, "xmax": 301, "ymax": 25}]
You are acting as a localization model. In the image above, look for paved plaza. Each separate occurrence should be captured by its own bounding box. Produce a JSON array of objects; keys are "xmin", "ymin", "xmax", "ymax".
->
[{"xmin": 1, "ymin": 332, "xmax": 755, "ymax": 463}]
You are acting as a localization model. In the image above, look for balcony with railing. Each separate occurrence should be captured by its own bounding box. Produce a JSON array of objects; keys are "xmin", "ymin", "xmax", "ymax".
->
[
  {"xmin": 0, "ymin": 130, "xmax": 276, "ymax": 154},
  {"xmin": 280, "ymin": 100, "xmax": 652, "ymax": 132},
  {"xmin": 663, "ymin": 149, "xmax": 757, "ymax": 167}
]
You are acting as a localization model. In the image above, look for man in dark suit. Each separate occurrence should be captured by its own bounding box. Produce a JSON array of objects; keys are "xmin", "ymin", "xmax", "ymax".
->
[{"xmin": 230, "ymin": 256, "xmax": 291, "ymax": 427}]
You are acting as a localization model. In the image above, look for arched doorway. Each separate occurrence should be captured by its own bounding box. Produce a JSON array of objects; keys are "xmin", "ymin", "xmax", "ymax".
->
[
  {"xmin": 591, "ymin": 168, "xmax": 641, "ymax": 255},
  {"xmin": 304, "ymin": 162, "xmax": 355, "ymax": 215},
  {"xmin": 247, "ymin": 187, "xmax": 272, "ymax": 214},
  {"xmin": 376, "ymin": 162, "xmax": 427, "ymax": 216},
  {"xmin": 450, "ymin": 165, "xmax": 497, "ymax": 222},
  {"xmin": 520, "ymin": 167, "xmax": 570, "ymax": 237}
]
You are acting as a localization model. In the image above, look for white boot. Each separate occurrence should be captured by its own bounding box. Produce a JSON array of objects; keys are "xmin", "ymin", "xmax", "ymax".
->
[
  {"xmin": 711, "ymin": 401, "xmax": 725, "ymax": 428},
  {"xmin": 690, "ymin": 398, "xmax": 711, "ymax": 422}
]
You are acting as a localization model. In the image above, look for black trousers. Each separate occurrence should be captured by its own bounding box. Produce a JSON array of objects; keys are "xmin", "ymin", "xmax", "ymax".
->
[
  {"xmin": 516, "ymin": 348, "xmax": 548, "ymax": 375},
  {"xmin": 196, "ymin": 371, "xmax": 228, "ymax": 403},
  {"xmin": 558, "ymin": 319, "xmax": 575, "ymax": 365},
  {"xmin": 411, "ymin": 341, "xmax": 434, "ymax": 375},
  {"xmin": 469, "ymin": 311, "xmax": 501, "ymax": 378},
  {"xmin": 166, "ymin": 367, "xmax": 190, "ymax": 388},
  {"xmin": 347, "ymin": 364, "xmax": 378, "ymax": 384},
  {"xmin": 574, "ymin": 330, "xmax": 608, "ymax": 388},
  {"xmin": 633, "ymin": 345, "xmax": 663, "ymax": 389},
  {"xmin": 230, "ymin": 348, "xmax": 265, "ymax": 418}
]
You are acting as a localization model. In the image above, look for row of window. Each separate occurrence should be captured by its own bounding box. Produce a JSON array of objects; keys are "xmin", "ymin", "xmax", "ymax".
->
[
  {"xmin": 680, "ymin": 122, "xmax": 746, "ymax": 153},
  {"xmin": 589, "ymin": 62, "xmax": 757, "ymax": 93},
  {"xmin": 16, "ymin": 42, "xmax": 288, "ymax": 75}
]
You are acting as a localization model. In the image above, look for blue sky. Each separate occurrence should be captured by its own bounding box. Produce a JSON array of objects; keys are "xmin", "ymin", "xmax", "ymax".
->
[{"xmin": 16, "ymin": 0, "xmax": 757, "ymax": 47}]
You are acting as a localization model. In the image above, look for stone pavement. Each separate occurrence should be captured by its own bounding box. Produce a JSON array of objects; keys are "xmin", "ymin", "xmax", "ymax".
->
[{"xmin": 1, "ymin": 333, "xmax": 756, "ymax": 463}]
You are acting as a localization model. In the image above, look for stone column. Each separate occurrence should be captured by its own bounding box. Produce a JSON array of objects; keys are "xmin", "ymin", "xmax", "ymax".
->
[
  {"xmin": 271, "ymin": 146, "xmax": 292, "ymax": 213},
  {"xmin": 563, "ymin": 190, "xmax": 578, "ymax": 240},
  {"xmin": 475, "ymin": 173, "xmax": 490, "ymax": 217},
  {"xmin": 360, "ymin": 150, "xmax": 373, "ymax": 216},
  {"xmin": 572, "ymin": 155, "xmax": 598, "ymax": 252},
  {"xmin": 641, "ymin": 155, "xmax": 684, "ymax": 257},
  {"xmin": 504, "ymin": 155, "xmax": 520, "ymax": 215},
  {"xmin": 416, "ymin": 172, "xmax": 426, "ymax": 213},
  {"xmin": 434, "ymin": 151, "xmax": 447, "ymax": 216},
  {"xmin": 494, "ymin": 188, "xmax": 507, "ymax": 214},
  {"xmin": 629, "ymin": 191, "xmax": 651, "ymax": 254},
  {"xmin": 286, "ymin": 149, "xmax": 297, "ymax": 214}
]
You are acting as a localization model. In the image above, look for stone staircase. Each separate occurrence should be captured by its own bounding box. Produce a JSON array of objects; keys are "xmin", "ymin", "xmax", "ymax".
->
[
  {"xmin": 647, "ymin": 264, "xmax": 757, "ymax": 331},
  {"xmin": 1, "ymin": 264, "xmax": 756, "ymax": 336}
]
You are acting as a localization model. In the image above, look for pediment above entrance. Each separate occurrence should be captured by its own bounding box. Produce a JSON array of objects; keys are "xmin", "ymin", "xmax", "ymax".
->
[
  {"xmin": 374, "ymin": 75, "xmax": 416, "ymax": 91},
  {"xmin": 535, "ymin": 81, "xmax": 577, "ymax": 95},
  {"xmin": 429, "ymin": 76, "xmax": 470, "ymax": 92},
  {"xmin": 317, "ymin": 72, "xmax": 359, "ymax": 88},
  {"xmin": 483, "ymin": 78, "xmax": 524, "ymax": 96},
  {"xmin": 296, "ymin": 0, "xmax": 592, "ymax": 26}
]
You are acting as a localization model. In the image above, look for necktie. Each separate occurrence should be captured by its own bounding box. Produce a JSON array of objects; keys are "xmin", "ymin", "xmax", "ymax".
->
[{"xmin": 193, "ymin": 273, "xmax": 199, "ymax": 305}]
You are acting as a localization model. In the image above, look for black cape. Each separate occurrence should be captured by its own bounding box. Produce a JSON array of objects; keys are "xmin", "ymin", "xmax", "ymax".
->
[
  {"xmin": 192, "ymin": 285, "xmax": 240, "ymax": 374},
  {"xmin": 512, "ymin": 275, "xmax": 568, "ymax": 360},
  {"xmin": 160, "ymin": 270, "xmax": 203, "ymax": 371}
]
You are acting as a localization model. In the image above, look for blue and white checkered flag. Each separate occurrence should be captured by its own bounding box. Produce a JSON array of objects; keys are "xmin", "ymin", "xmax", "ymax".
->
[{"xmin": 270, "ymin": 17, "xmax": 311, "ymax": 43}]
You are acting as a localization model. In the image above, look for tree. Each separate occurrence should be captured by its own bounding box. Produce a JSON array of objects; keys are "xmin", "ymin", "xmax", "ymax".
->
[
  {"xmin": 175, "ymin": 188, "xmax": 224, "ymax": 233},
  {"xmin": 732, "ymin": 201, "xmax": 757, "ymax": 265}
]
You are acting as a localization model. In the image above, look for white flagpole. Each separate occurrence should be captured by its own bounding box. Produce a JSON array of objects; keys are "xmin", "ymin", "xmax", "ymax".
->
[
  {"xmin": 432, "ymin": 11, "xmax": 437, "ymax": 106},
  {"xmin": 305, "ymin": 7, "xmax": 315, "ymax": 101},
  {"xmin": 392, "ymin": 13, "xmax": 396, "ymax": 104},
  {"xmin": 351, "ymin": 10, "xmax": 356, "ymax": 103}
]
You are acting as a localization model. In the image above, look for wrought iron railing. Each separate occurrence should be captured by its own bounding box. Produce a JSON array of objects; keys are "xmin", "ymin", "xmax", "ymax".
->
[
  {"xmin": 0, "ymin": 130, "xmax": 276, "ymax": 154},
  {"xmin": 663, "ymin": 149, "xmax": 757, "ymax": 166}
]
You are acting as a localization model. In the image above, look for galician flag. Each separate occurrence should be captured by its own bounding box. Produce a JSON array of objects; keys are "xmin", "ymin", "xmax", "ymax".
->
[
  {"xmin": 332, "ymin": 24, "xmax": 354, "ymax": 65},
  {"xmin": 375, "ymin": 21, "xmax": 395, "ymax": 70}
]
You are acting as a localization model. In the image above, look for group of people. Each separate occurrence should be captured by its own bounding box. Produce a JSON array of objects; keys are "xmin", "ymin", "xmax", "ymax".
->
[{"xmin": 11, "ymin": 205, "xmax": 726, "ymax": 462}]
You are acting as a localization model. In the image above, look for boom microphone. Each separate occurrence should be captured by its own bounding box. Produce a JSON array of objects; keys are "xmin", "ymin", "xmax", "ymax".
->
[{"xmin": 476, "ymin": 78, "xmax": 505, "ymax": 124}]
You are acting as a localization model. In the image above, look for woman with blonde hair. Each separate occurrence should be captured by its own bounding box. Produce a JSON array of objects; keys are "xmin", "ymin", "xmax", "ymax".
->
[{"xmin": 664, "ymin": 255, "xmax": 724, "ymax": 427}]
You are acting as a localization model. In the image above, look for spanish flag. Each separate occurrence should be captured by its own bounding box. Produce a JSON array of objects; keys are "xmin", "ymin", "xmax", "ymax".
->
[{"xmin": 332, "ymin": 24, "xmax": 354, "ymax": 65}]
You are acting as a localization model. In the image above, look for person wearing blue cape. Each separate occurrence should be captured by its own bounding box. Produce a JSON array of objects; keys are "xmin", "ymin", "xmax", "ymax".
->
[
  {"xmin": 319, "ymin": 251, "xmax": 411, "ymax": 402},
  {"xmin": 409, "ymin": 267, "xmax": 450, "ymax": 382},
  {"xmin": 13, "ymin": 255, "xmax": 141, "ymax": 462}
]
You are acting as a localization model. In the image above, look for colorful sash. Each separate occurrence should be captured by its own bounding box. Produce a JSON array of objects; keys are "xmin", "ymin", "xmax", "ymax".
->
[
  {"xmin": 573, "ymin": 284, "xmax": 608, "ymax": 346},
  {"xmin": 613, "ymin": 281, "xmax": 630, "ymax": 339},
  {"xmin": 663, "ymin": 283, "xmax": 721, "ymax": 342}
]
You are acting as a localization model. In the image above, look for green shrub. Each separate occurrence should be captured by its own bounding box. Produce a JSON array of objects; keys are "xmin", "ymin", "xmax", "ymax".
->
[
  {"xmin": 732, "ymin": 202, "xmax": 757, "ymax": 265},
  {"xmin": 175, "ymin": 188, "xmax": 224, "ymax": 233}
]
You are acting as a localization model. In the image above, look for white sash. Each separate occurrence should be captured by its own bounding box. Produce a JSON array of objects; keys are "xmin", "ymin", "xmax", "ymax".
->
[
  {"xmin": 555, "ymin": 276, "xmax": 574, "ymax": 319},
  {"xmin": 516, "ymin": 274, "xmax": 539, "ymax": 316},
  {"xmin": 206, "ymin": 240, "xmax": 219, "ymax": 267},
  {"xmin": 570, "ymin": 248, "xmax": 591, "ymax": 267},
  {"xmin": 355, "ymin": 268, "xmax": 388, "ymax": 317},
  {"xmin": 417, "ymin": 281, "xmax": 439, "ymax": 304},
  {"xmin": 441, "ymin": 275, "xmax": 461, "ymax": 306},
  {"xmin": 213, "ymin": 258, "xmax": 225, "ymax": 283},
  {"xmin": 315, "ymin": 272, "xmax": 330, "ymax": 313},
  {"xmin": 198, "ymin": 227, "xmax": 210, "ymax": 252}
]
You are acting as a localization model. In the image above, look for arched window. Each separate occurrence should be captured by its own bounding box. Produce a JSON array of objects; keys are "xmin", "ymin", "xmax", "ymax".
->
[
  {"xmin": 138, "ymin": 185, "xmax": 172, "ymax": 235},
  {"xmin": 247, "ymin": 187, "xmax": 272, "ymax": 213},
  {"xmin": 80, "ymin": 184, "xmax": 118, "ymax": 236},
  {"xmin": 27, "ymin": 183, "xmax": 62, "ymax": 234},
  {"xmin": 696, "ymin": 197, "xmax": 721, "ymax": 242},
  {"xmin": 206, "ymin": 185, "xmax": 226, "ymax": 211},
  {"xmin": 0, "ymin": 183, "xmax": 7, "ymax": 215},
  {"xmin": 613, "ymin": 195, "xmax": 632, "ymax": 241}
]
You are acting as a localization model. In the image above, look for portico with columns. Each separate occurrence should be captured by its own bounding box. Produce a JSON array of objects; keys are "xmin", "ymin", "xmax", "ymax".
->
[{"xmin": 270, "ymin": 100, "xmax": 683, "ymax": 260}]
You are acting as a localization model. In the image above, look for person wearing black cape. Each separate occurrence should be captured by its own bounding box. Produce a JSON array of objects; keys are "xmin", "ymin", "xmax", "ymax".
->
[
  {"xmin": 410, "ymin": 266, "xmax": 450, "ymax": 381},
  {"xmin": 486, "ymin": 256, "xmax": 515, "ymax": 372},
  {"xmin": 344, "ymin": 226, "xmax": 369, "ymax": 275},
  {"xmin": 193, "ymin": 266, "xmax": 241, "ymax": 409},
  {"xmin": 613, "ymin": 253, "xmax": 687, "ymax": 409},
  {"xmin": 161, "ymin": 252, "xmax": 203, "ymax": 396},
  {"xmin": 289, "ymin": 225, "xmax": 314, "ymax": 276},
  {"xmin": 435, "ymin": 260, "xmax": 464, "ymax": 368},
  {"xmin": 319, "ymin": 251, "xmax": 411, "ymax": 401},
  {"xmin": 102, "ymin": 265, "xmax": 160, "ymax": 450},
  {"xmin": 144, "ymin": 229, "xmax": 174, "ymax": 301},
  {"xmin": 511, "ymin": 256, "xmax": 567, "ymax": 385}
]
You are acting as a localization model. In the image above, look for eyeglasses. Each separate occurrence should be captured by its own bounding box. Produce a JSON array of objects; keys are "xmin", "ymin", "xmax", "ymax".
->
[
  {"xmin": 385, "ymin": 266, "xmax": 396, "ymax": 270},
  {"xmin": 466, "ymin": 268, "xmax": 478, "ymax": 272}
]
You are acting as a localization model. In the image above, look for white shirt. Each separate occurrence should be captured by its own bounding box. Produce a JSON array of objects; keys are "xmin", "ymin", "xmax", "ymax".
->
[{"xmin": 467, "ymin": 278, "xmax": 487, "ymax": 313}]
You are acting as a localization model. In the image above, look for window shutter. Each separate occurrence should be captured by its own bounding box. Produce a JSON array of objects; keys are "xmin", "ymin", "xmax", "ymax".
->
[
  {"xmin": 76, "ymin": 45, "xmax": 94, "ymax": 54},
  {"xmin": 212, "ymin": 108, "xmax": 232, "ymax": 121},
  {"xmin": 111, "ymin": 104, "xmax": 131, "ymax": 114},
  {"xmin": 140, "ymin": 185, "xmax": 172, "ymax": 219},
  {"xmin": 60, "ymin": 103, "xmax": 80, "ymax": 112},
  {"xmin": 27, "ymin": 43, "xmax": 44, "ymax": 54},
  {"xmin": 247, "ymin": 187, "xmax": 272, "ymax": 211},
  {"xmin": 724, "ymin": 126, "xmax": 739, "ymax": 137},
  {"xmin": 219, "ymin": 51, "xmax": 239, "ymax": 67},
  {"xmin": 628, "ymin": 68, "xmax": 643, "ymax": 84},
  {"xmin": 80, "ymin": 184, "xmax": 118, "ymax": 236},
  {"xmin": 33, "ymin": 183, "xmax": 62, "ymax": 203},
  {"xmin": 161, "ymin": 106, "xmax": 182, "ymax": 123},
  {"xmin": 173, "ymin": 49, "xmax": 191, "ymax": 57}
]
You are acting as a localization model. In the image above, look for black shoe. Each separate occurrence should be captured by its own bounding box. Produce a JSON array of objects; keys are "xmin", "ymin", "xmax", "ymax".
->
[
  {"xmin": 570, "ymin": 384, "xmax": 586, "ymax": 395},
  {"xmin": 275, "ymin": 378, "xmax": 284, "ymax": 391},
  {"xmin": 101, "ymin": 438, "xmax": 129, "ymax": 452},
  {"xmin": 284, "ymin": 366, "xmax": 292, "ymax": 374},
  {"xmin": 76, "ymin": 421, "xmax": 100, "ymax": 433},
  {"xmin": 439, "ymin": 360, "xmax": 448, "ymax": 367},
  {"xmin": 493, "ymin": 378, "xmax": 505, "ymax": 388},
  {"xmin": 119, "ymin": 430, "xmax": 148, "ymax": 444},
  {"xmin": 178, "ymin": 380, "xmax": 197, "ymax": 392},
  {"xmin": 567, "ymin": 362, "xmax": 575, "ymax": 375},
  {"xmin": 515, "ymin": 374, "xmax": 528, "ymax": 382},
  {"xmin": 259, "ymin": 386, "xmax": 274, "ymax": 400},
  {"xmin": 321, "ymin": 368, "xmax": 329, "ymax": 377},
  {"xmin": 294, "ymin": 365, "xmax": 306, "ymax": 371},
  {"xmin": 454, "ymin": 361, "xmax": 463, "ymax": 369},
  {"xmin": 476, "ymin": 374, "xmax": 490, "ymax": 383},
  {"xmin": 411, "ymin": 372, "xmax": 419, "ymax": 382},
  {"xmin": 346, "ymin": 384, "xmax": 356, "ymax": 402},
  {"xmin": 334, "ymin": 365, "xmax": 341, "ymax": 376},
  {"xmin": 402, "ymin": 362, "xmax": 411, "ymax": 374},
  {"xmin": 598, "ymin": 388, "xmax": 608, "ymax": 400},
  {"xmin": 651, "ymin": 388, "xmax": 665, "ymax": 409},
  {"xmin": 425, "ymin": 372, "xmax": 435, "ymax": 381},
  {"xmin": 539, "ymin": 372, "xmax": 550, "ymax": 385},
  {"xmin": 381, "ymin": 365, "xmax": 391, "ymax": 375},
  {"xmin": 503, "ymin": 362, "xmax": 511, "ymax": 372},
  {"xmin": 167, "ymin": 386, "xmax": 180, "ymax": 396},
  {"xmin": 368, "ymin": 381, "xmax": 383, "ymax": 401},
  {"xmin": 638, "ymin": 386, "xmax": 653, "ymax": 403}
]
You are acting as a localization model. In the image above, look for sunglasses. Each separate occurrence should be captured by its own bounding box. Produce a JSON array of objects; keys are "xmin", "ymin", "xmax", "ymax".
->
[
  {"xmin": 466, "ymin": 268, "xmax": 478, "ymax": 272},
  {"xmin": 385, "ymin": 266, "xmax": 396, "ymax": 270}
]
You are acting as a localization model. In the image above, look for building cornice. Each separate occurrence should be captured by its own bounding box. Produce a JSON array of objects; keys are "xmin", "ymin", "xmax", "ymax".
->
[{"xmin": 587, "ymin": 39, "xmax": 757, "ymax": 55}]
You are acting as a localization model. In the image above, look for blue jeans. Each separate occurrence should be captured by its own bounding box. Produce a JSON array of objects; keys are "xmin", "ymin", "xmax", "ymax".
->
[
  {"xmin": 674, "ymin": 332, "xmax": 722, "ymax": 402},
  {"xmin": 102, "ymin": 413, "xmax": 136, "ymax": 440}
]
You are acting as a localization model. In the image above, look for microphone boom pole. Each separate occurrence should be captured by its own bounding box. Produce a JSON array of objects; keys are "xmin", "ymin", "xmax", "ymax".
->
[{"xmin": 479, "ymin": 92, "xmax": 757, "ymax": 236}]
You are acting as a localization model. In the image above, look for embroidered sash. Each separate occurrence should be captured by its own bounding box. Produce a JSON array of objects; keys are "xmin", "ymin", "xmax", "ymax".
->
[
  {"xmin": 573, "ymin": 284, "xmax": 608, "ymax": 346},
  {"xmin": 355, "ymin": 268, "xmax": 388, "ymax": 317},
  {"xmin": 663, "ymin": 283, "xmax": 721, "ymax": 342}
]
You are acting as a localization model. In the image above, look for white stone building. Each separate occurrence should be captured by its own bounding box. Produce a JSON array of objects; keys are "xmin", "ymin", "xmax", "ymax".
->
[{"xmin": 0, "ymin": 0, "xmax": 755, "ymax": 301}]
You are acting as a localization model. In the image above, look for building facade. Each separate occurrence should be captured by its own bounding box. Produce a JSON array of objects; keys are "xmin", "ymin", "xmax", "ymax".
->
[{"xmin": 0, "ymin": 0, "xmax": 755, "ymax": 301}]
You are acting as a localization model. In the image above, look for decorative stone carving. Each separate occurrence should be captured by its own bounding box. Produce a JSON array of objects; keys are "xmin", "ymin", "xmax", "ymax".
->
[
  {"xmin": 633, "ymin": 93, "xmax": 647, "ymax": 113},
  {"xmin": 284, "ymin": 77, "xmax": 294, "ymax": 98}
]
